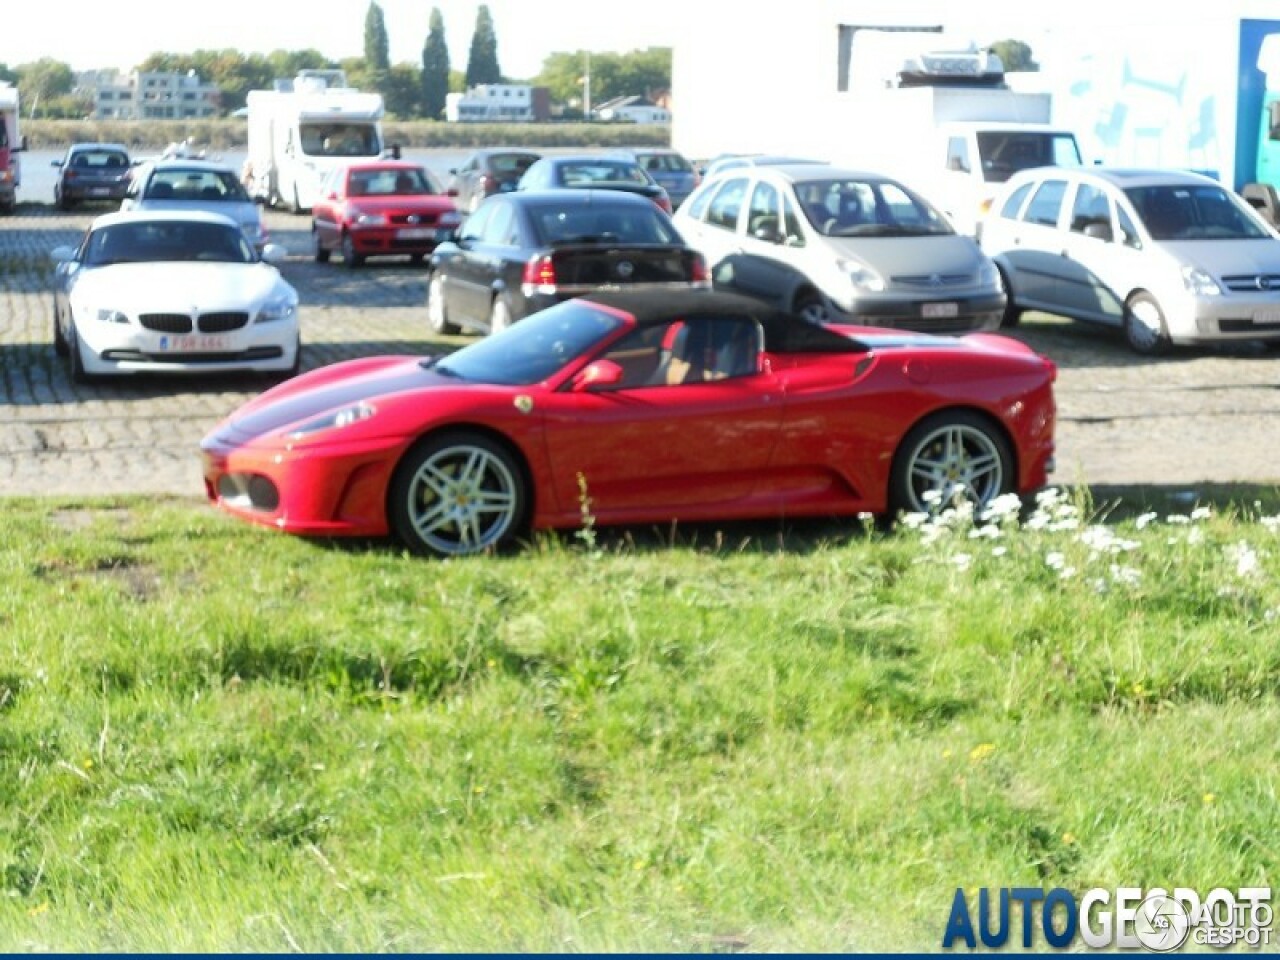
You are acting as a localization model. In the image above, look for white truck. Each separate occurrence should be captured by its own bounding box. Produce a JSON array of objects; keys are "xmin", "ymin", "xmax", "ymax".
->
[
  {"xmin": 0, "ymin": 83, "xmax": 24, "ymax": 214},
  {"xmin": 242, "ymin": 70, "xmax": 388, "ymax": 214},
  {"xmin": 829, "ymin": 31, "xmax": 1085, "ymax": 235}
]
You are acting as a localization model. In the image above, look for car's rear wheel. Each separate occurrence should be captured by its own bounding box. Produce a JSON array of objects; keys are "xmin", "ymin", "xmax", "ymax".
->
[
  {"xmin": 427, "ymin": 272, "xmax": 459, "ymax": 334},
  {"xmin": 1123, "ymin": 292, "xmax": 1170, "ymax": 355},
  {"xmin": 312, "ymin": 228, "xmax": 330, "ymax": 263},
  {"xmin": 889, "ymin": 410, "xmax": 1012, "ymax": 518},
  {"xmin": 341, "ymin": 234, "xmax": 363, "ymax": 269},
  {"xmin": 489, "ymin": 295, "xmax": 512, "ymax": 334},
  {"xmin": 388, "ymin": 431, "xmax": 528, "ymax": 557},
  {"xmin": 793, "ymin": 289, "xmax": 830, "ymax": 325}
]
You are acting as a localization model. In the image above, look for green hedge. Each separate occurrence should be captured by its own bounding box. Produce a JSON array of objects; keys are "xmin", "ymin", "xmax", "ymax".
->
[{"xmin": 21, "ymin": 118, "xmax": 671, "ymax": 152}]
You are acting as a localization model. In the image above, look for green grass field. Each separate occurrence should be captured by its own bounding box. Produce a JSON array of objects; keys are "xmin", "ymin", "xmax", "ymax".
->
[{"xmin": 1, "ymin": 489, "xmax": 1277, "ymax": 951}]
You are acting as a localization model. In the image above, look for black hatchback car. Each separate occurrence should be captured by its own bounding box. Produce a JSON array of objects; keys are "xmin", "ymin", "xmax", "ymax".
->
[
  {"xmin": 426, "ymin": 188, "xmax": 709, "ymax": 336},
  {"xmin": 53, "ymin": 143, "xmax": 133, "ymax": 209}
]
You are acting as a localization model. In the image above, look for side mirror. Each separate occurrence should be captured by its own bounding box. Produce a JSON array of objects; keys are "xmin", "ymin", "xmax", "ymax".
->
[
  {"xmin": 1083, "ymin": 221, "xmax": 1113, "ymax": 242},
  {"xmin": 260, "ymin": 243, "xmax": 288, "ymax": 263},
  {"xmin": 52, "ymin": 159, "xmax": 63, "ymax": 168},
  {"xmin": 572, "ymin": 359, "xmax": 624, "ymax": 392},
  {"xmin": 50, "ymin": 245, "xmax": 76, "ymax": 263}
]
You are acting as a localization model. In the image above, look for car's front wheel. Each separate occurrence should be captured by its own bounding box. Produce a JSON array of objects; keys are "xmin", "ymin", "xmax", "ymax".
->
[
  {"xmin": 889, "ymin": 410, "xmax": 1012, "ymax": 518},
  {"xmin": 793, "ymin": 289, "xmax": 830, "ymax": 325},
  {"xmin": 388, "ymin": 432, "xmax": 528, "ymax": 557},
  {"xmin": 53, "ymin": 301, "xmax": 69, "ymax": 357},
  {"xmin": 66, "ymin": 323, "xmax": 94, "ymax": 385},
  {"xmin": 427, "ymin": 272, "xmax": 460, "ymax": 335},
  {"xmin": 341, "ymin": 234, "xmax": 363, "ymax": 269},
  {"xmin": 1123, "ymin": 292, "xmax": 1171, "ymax": 355}
]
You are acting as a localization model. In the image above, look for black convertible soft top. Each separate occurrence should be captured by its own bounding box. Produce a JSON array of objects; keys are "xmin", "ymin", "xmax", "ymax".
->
[{"xmin": 580, "ymin": 289, "xmax": 868, "ymax": 355}]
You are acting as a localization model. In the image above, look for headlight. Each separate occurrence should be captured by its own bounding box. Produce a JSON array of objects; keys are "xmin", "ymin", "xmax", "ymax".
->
[
  {"xmin": 1181, "ymin": 265, "xmax": 1220, "ymax": 296},
  {"xmin": 257, "ymin": 294, "xmax": 298, "ymax": 324},
  {"xmin": 95, "ymin": 308, "xmax": 129, "ymax": 324},
  {"xmin": 353, "ymin": 213, "xmax": 388, "ymax": 227},
  {"xmin": 287, "ymin": 402, "xmax": 377, "ymax": 438},
  {"xmin": 838, "ymin": 257, "xmax": 885, "ymax": 293},
  {"xmin": 977, "ymin": 259, "xmax": 1000, "ymax": 288}
]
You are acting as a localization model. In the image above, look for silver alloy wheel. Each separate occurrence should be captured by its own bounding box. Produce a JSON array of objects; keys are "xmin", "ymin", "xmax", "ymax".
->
[
  {"xmin": 427, "ymin": 272, "xmax": 457, "ymax": 334},
  {"xmin": 402, "ymin": 442, "xmax": 520, "ymax": 556},
  {"xmin": 901, "ymin": 422, "xmax": 1005, "ymax": 514},
  {"xmin": 1124, "ymin": 294, "xmax": 1168, "ymax": 355}
]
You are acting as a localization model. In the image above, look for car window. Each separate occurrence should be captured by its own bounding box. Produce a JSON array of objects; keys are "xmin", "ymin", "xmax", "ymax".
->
[
  {"xmin": 945, "ymin": 136, "xmax": 970, "ymax": 174},
  {"xmin": 70, "ymin": 149, "xmax": 129, "ymax": 170},
  {"xmin": 796, "ymin": 178, "xmax": 952, "ymax": 236},
  {"xmin": 706, "ymin": 178, "xmax": 748, "ymax": 231},
  {"xmin": 596, "ymin": 315, "xmax": 761, "ymax": 388},
  {"xmin": 460, "ymin": 201, "xmax": 494, "ymax": 241},
  {"xmin": 637, "ymin": 152, "xmax": 692, "ymax": 173},
  {"xmin": 684, "ymin": 183, "xmax": 715, "ymax": 220},
  {"xmin": 1022, "ymin": 180, "xmax": 1068, "ymax": 228},
  {"xmin": 1117, "ymin": 205, "xmax": 1142, "ymax": 249},
  {"xmin": 1128, "ymin": 184, "xmax": 1269, "ymax": 241},
  {"xmin": 745, "ymin": 181, "xmax": 782, "ymax": 240},
  {"xmin": 490, "ymin": 153, "xmax": 540, "ymax": 176},
  {"xmin": 349, "ymin": 167, "xmax": 434, "ymax": 196},
  {"xmin": 557, "ymin": 161, "xmax": 649, "ymax": 187},
  {"xmin": 529, "ymin": 203, "xmax": 680, "ymax": 245},
  {"xmin": 146, "ymin": 168, "xmax": 249, "ymax": 202},
  {"xmin": 479, "ymin": 201, "xmax": 517, "ymax": 245},
  {"xmin": 999, "ymin": 182, "xmax": 1033, "ymax": 219},
  {"xmin": 1069, "ymin": 184, "xmax": 1112, "ymax": 236},
  {"xmin": 781, "ymin": 194, "xmax": 807, "ymax": 246},
  {"xmin": 299, "ymin": 123, "xmax": 379, "ymax": 157}
]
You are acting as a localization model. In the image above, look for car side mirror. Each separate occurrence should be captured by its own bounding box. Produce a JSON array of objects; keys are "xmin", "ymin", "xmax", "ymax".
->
[
  {"xmin": 572, "ymin": 359, "xmax": 624, "ymax": 392},
  {"xmin": 260, "ymin": 243, "xmax": 288, "ymax": 264},
  {"xmin": 1083, "ymin": 221, "xmax": 1113, "ymax": 242},
  {"xmin": 50, "ymin": 245, "xmax": 76, "ymax": 263}
]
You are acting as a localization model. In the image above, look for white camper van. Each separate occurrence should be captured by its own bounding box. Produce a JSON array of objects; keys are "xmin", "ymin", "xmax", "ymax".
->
[{"xmin": 242, "ymin": 70, "xmax": 387, "ymax": 214}]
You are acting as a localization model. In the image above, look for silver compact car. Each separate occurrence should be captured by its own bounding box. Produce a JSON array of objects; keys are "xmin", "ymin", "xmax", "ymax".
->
[
  {"xmin": 980, "ymin": 166, "xmax": 1280, "ymax": 353},
  {"xmin": 672, "ymin": 164, "xmax": 1004, "ymax": 333},
  {"xmin": 123, "ymin": 159, "xmax": 270, "ymax": 253}
]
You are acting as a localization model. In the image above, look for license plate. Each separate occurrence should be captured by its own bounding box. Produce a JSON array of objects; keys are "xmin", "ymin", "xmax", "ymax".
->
[
  {"xmin": 1252, "ymin": 309, "xmax": 1280, "ymax": 325},
  {"xmin": 158, "ymin": 334, "xmax": 229, "ymax": 352},
  {"xmin": 923, "ymin": 302, "xmax": 959, "ymax": 318},
  {"xmin": 89, "ymin": 187, "xmax": 110, "ymax": 197},
  {"xmin": 397, "ymin": 228, "xmax": 433, "ymax": 240}
]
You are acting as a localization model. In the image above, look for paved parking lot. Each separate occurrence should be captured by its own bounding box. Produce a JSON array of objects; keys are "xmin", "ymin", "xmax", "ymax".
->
[{"xmin": 2, "ymin": 205, "xmax": 1279, "ymax": 500}]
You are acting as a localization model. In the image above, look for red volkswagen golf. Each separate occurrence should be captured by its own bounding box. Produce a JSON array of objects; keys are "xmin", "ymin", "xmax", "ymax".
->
[{"xmin": 310, "ymin": 161, "xmax": 461, "ymax": 267}]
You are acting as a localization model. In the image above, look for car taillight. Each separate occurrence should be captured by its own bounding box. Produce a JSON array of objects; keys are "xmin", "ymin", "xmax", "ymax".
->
[
  {"xmin": 479, "ymin": 174, "xmax": 493, "ymax": 194},
  {"xmin": 522, "ymin": 254, "xmax": 557, "ymax": 296},
  {"xmin": 690, "ymin": 252, "xmax": 710, "ymax": 286},
  {"xmin": 655, "ymin": 194, "xmax": 672, "ymax": 214},
  {"xmin": 65, "ymin": 170, "xmax": 77, "ymax": 181}
]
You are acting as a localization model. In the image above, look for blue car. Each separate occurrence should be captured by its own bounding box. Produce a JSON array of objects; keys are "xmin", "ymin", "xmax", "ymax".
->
[{"xmin": 613, "ymin": 148, "xmax": 700, "ymax": 209}]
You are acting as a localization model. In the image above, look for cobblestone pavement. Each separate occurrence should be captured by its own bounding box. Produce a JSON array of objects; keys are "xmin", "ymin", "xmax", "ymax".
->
[{"xmin": 2, "ymin": 205, "xmax": 1279, "ymax": 500}]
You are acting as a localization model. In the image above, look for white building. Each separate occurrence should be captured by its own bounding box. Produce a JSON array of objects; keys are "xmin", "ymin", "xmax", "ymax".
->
[
  {"xmin": 79, "ymin": 70, "xmax": 220, "ymax": 121},
  {"xmin": 446, "ymin": 84, "xmax": 537, "ymax": 122},
  {"xmin": 594, "ymin": 96, "xmax": 670, "ymax": 125}
]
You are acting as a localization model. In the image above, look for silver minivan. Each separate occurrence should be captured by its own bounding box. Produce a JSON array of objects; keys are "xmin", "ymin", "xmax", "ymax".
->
[
  {"xmin": 980, "ymin": 166, "xmax": 1280, "ymax": 353},
  {"xmin": 672, "ymin": 164, "xmax": 1005, "ymax": 333}
]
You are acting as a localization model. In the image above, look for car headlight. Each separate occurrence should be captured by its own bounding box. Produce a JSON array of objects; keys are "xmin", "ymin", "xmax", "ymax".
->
[
  {"xmin": 257, "ymin": 294, "xmax": 298, "ymax": 324},
  {"xmin": 95, "ymin": 308, "xmax": 129, "ymax": 324},
  {"xmin": 1181, "ymin": 264, "xmax": 1220, "ymax": 296},
  {"xmin": 838, "ymin": 257, "xmax": 885, "ymax": 293},
  {"xmin": 353, "ymin": 213, "xmax": 389, "ymax": 227},
  {"xmin": 977, "ymin": 259, "xmax": 1000, "ymax": 289},
  {"xmin": 287, "ymin": 402, "xmax": 377, "ymax": 438}
]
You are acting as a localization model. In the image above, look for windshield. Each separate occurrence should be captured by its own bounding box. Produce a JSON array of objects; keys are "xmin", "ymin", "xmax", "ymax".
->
[
  {"xmin": 529, "ymin": 201, "xmax": 682, "ymax": 245},
  {"xmin": 977, "ymin": 131, "xmax": 1083, "ymax": 183},
  {"xmin": 1126, "ymin": 184, "xmax": 1271, "ymax": 241},
  {"xmin": 557, "ymin": 161, "xmax": 651, "ymax": 187},
  {"xmin": 301, "ymin": 123, "xmax": 381, "ymax": 158},
  {"xmin": 432, "ymin": 300, "xmax": 624, "ymax": 385},
  {"xmin": 146, "ymin": 168, "xmax": 250, "ymax": 202},
  {"xmin": 349, "ymin": 167, "xmax": 436, "ymax": 196},
  {"xmin": 795, "ymin": 178, "xmax": 954, "ymax": 237},
  {"xmin": 82, "ymin": 220, "xmax": 256, "ymax": 266}
]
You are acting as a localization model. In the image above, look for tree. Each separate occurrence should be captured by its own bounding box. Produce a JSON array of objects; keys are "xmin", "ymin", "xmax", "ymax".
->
[
  {"xmin": 364, "ymin": 2, "xmax": 391, "ymax": 72},
  {"xmin": 15, "ymin": 58, "xmax": 75, "ymax": 116},
  {"xmin": 382, "ymin": 64, "xmax": 425, "ymax": 119},
  {"xmin": 0, "ymin": 64, "xmax": 18, "ymax": 86},
  {"xmin": 990, "ymin": 39, "xmax": 1038, "ymax": 73},
  {"xmin": 421, "ymin": 7, "xmax": 450, "ymax": 120},
  {"xmin": 465, "ymin": 5, "xmax": 502, "ymax": 87},
  {"xmin": 534, "ymin": 48, "xmax": 671, "ymax": 110}
]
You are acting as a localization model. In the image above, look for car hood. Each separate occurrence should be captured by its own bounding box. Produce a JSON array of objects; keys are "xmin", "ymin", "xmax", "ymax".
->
[
  {"xmin": 824, "ymin": 235, "xmax": 984, "ymax": 275},
  {"xmin": 223, "ymin": 357, "xmax": 457, "ymax": 439},
  {"xmin": 1159, "ymin": 238, "xmax": 1280, "ymax": 276},
  {"xmin": 74, "ymin": 263, "xmax": 286, "ymax": 311}
]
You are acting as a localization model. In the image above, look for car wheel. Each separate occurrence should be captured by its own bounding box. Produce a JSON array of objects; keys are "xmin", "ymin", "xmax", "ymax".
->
[
  {"xmin": 341, "ymin": 234, "xmax": 363, "ymax": 269},
  {"xmin": 312, "ymin": 228, "xmax": 330, "ymax": 263},
  {"xmin": 388, "ymin": 431, "xmax": 528, "ymax": 558},
  {"xmin": 56, "ymin": 190, "xmax": 73, "ymax": 211},
  {"xmin": 1123, "ymin": 292, "xmax": 1171, "ymax": 355},
  {"xmin": 793, "ymin": 290, "xmax": 830, "ymax": 325},
  {"xmin": 66, "ymin": 323, "xmax": 94, "ymax": 385},
  {"xmin": 53, "ymin": 302, "xmax": 69, "ymax": 357},
  {"xmin": 889, "ymin": 410, "xmax": 1013, "ymax": 518},
  {"xmin": 997, "ymin": 266, "xmax": 1022, "ymax": 328},
  {"xmin": 427, "ymin": 272, "xmax": 460, "ymax": 335},
  {"xmin": 489, "ymin": 295, "xmax": 512, "ymax": 334}
]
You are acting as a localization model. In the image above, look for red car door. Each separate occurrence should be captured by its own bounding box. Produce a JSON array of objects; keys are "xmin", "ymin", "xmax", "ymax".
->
[{"xmin": 537, "ymin": 316, "xmax": 783, "ymax": 520}]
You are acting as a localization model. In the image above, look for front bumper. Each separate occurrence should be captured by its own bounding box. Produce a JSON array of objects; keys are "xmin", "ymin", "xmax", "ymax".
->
[
  {"xmin": 833, "ymin": 292, "xmax": 1006, "ymax": 334},
  {"xmin": 349, "ymin": 226, "xmax": 453, "ymax": 258}
]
